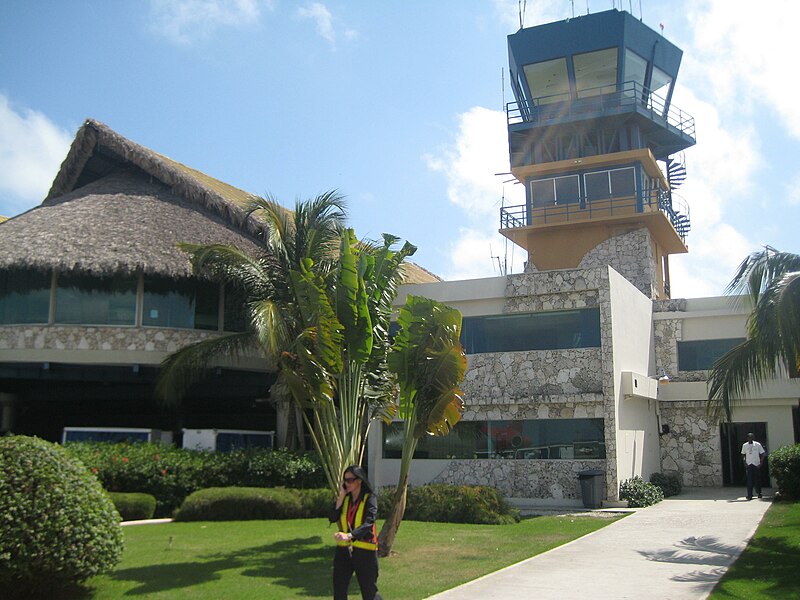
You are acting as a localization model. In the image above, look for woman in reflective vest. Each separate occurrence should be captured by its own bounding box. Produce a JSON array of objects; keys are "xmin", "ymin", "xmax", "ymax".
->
[{"xmin": 329, "ymin": 465, "xmax": 383, "ymax": 600}]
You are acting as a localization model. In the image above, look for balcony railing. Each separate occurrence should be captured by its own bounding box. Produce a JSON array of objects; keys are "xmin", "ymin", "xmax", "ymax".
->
[
  {"xmin": 500, "ymin": 188, "xmax": 690, "ymax": 242},
  {"xmin": 507, "ymin": 81, "xmax": 695, "ymax": 141}
]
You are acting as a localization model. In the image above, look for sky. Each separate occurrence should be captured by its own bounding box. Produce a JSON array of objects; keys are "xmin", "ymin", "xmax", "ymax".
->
[{"xmin": 1, "ymin": 0, "xmax": 799, "ymax": 298}]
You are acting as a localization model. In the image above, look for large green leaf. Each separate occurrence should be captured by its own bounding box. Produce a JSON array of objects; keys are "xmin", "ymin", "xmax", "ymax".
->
[{"xmin": 335, "ymin": 229, "xmax": 372, "ymax": 363}]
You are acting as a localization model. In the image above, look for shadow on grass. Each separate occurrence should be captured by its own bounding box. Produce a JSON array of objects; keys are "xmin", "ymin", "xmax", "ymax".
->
[
  {"xmin": 107, "ymin": 535, "xmax": 332, "ymax": 597},
  {"xmin": 710, "ymin": 535, "xmax": 800, "ymax": 598}
]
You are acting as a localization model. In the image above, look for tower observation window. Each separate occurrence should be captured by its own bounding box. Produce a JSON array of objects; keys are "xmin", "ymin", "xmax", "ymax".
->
[
  {"xmin": 523, "ymin": 57, "xmax": 570, "ymax": 105},
  {"xmin": 574, "ymin": 48, "xmax": 618, "ymax": 98}
]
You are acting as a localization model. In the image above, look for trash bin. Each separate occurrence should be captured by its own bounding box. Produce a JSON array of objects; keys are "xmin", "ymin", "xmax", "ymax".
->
[{"xmin": 577, "ymin": 469, "xmax": 605, "ymax": 508}]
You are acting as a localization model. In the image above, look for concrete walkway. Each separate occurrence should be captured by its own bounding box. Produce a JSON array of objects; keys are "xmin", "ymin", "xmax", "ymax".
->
[{"xmin": 429, "ymin": 487, "xmax": 772, "ymax": 600}]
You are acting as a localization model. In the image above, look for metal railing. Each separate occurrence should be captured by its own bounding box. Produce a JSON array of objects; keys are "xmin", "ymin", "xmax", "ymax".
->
[
  {"xmin": 507, "ymin": 81, "xmax": 695, "ymax": 140},
  {"xmin": 500, "ymin": 188, "xmax": 691, "ymax": 242}
]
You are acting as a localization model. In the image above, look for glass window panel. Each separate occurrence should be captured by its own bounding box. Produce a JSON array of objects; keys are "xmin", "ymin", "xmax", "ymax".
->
[
  {"xmin": 55, "ymin": 274, "xmax": 136, "ymax": 326},
  {"xmin": 678, "ymin": 338, "xmax": 745, "ymax": 371},
  {"xmin": 623, "ymin": 49, "xmax": 647, "ymax": 94},
  {"xmin": 142, "ymin": 277, "xmax": 219, "ymax": 330},
  {"xmin": 554, "ymin": 175, "xmax": 580, "ymax": 204},
  {"xmin": 531, "ymin": 179, "xmax": 556, "ymax": 207},
  {"xmin": 0, "ymin": 270, "xmax": 51, "ymax": 324},
  {"xmin": 609, "ymin": 167, "xmax": 636, "ymax": 197},
  {"xmin": 523, "ymin": 58, "xmax": 570, "ymax": 104},
  {"xmin": 584, "ymin": 171, "xmax": 610, "ymax": 201},
  {"xmin": 649, "ymin": 66, "xmax": 672, "ymax": 98},
  {"xmin": 223, "ymin": 285, "xmax": 249, "ymax": 332},
  {"xmin": 574, "ymin": 48, "xmax": 618, "ymax": 98},
  {"xmin": 382, "ymin": 418, "xmax": 605, "ymax": 460},
  {"xmin": 461, "ymin": 308, "xmax": 600, "ymax": 354}
]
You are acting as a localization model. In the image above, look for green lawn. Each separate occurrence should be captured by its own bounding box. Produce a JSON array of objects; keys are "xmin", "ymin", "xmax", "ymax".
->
[
  {"xmin": 78, "ymin": 515, "xmax": 620, "ymax": 599},
  {"xmin": 709, "ymin": 501, "xmax": 800, "ymax": 599}
]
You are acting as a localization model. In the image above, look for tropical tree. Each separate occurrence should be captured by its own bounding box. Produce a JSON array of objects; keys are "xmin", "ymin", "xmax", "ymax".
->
[
  {"xmin": 156, "ymin": 192, "xmax": 417, "ymax": 496},
  {"xmin": 377, "ymin": 295, "xmax": 467, "ymax": 557},
  {"xmin": 707, "ymin": 247, "xmax": 800, "ymax": 423}
]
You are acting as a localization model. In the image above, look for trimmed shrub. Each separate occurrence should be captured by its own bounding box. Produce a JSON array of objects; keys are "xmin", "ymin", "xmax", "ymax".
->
[
  {"xmin": 64, "ymin": 442, "xmax": 325, "ymax": 517},
  {"xmin": 769, "ymin": 443, "xmax": 800, "ymax": 500},
  {"xmin": 649, "ymin": 472, "xmax": 682, "ymax": 497},
  {"xmin": 298, "ymin": 488, "xmax": 336, "ymax": 518},
  {"xmin": 0, "ymin": 435, "xmax": 123, "ymax": 594},
  {"xmin": 620, "ymin": 476, "xmax": 665, "ymax": 508},
  {"xmin": 109, "ymin": 492, "xmax": 157, "ymax": 521},
  {"xmin": 378, "ymin": 484, "xmax": 519, "ymax": 524},
  {"xmin": 174, "ymin": 487, "xmax": 305, "ymax": 521}
]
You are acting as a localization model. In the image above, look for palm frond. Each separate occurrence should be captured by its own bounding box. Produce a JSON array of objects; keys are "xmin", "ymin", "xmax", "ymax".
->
[{"xmin": 155, "ymin": 331, "xmax": 259, "ymax": 405}]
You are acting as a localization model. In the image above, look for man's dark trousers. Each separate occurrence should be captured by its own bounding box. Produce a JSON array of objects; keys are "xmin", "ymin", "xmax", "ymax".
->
[{"xmin": 745, "ymin": 463, "xmax": 761, "ymax": 499}]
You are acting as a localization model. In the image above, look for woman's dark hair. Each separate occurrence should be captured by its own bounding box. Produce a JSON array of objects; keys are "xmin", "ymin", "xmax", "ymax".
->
[{"xmin": 344, "ymin": 465, "xmax": 373, "ymax": 495}]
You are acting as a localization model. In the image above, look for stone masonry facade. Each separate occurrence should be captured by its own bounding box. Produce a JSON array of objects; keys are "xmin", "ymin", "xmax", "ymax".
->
[
  {"xmin": 447, "ymin": 267, "xmax": 619, "ymax": 501},
  {"xmin": 659, "ymin": 401, "xmax": 722, "ymax": 486},
  {"xmin": 0, "ymin": 325, "xmax": 224, "ymax": 354}
]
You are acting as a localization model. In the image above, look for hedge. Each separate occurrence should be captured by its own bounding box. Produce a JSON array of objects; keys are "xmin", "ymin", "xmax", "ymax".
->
[
  {"xmin": 378, "ymin": 484, "xmax": 519, "ymax": 524},
  {"xmin": 0, "ymin": 435, "xmax": 123, "ymax": 594},
  {"xmin": 649, "ymin": 472, "xmax": 682, "ymax": 497},
  {"xmin": 174, "ymin": 487, "xmax": 335, "ymax": 521},
  {"xmin": 769, "ymin": 444, "xmax": 800, "ymax": 500},
  {"xmin": 65, "ymin": 442, "xmax": 325, "ymax": 517},
  {"xmin": 109, "ymin": 492, "xmax": 157, "ymax": 521}
]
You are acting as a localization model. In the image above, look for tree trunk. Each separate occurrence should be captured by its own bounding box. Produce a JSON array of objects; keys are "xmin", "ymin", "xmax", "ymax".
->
[{"xmin": 377, "ymin": 472, "xmax": 408, "ymax": 557}]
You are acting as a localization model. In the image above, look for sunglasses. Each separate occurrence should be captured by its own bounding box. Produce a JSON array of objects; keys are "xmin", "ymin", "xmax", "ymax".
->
[{"xmin": 343, "ymin": 477, "xmax": 358, "ymax": 484}]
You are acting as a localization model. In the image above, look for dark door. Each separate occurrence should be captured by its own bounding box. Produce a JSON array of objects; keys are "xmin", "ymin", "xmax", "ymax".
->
[{"xmin": 720, "ymin": 422, "xmax": 770, "ymax": 488}]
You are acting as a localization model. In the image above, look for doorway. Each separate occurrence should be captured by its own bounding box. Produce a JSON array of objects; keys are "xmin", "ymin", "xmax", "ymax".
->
[{"xmin": 720, "ymin": 422, "xmax": 771, "ymax": 488}]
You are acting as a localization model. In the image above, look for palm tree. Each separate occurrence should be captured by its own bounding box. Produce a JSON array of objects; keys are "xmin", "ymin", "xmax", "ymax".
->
[
  {"xmin": 154, "ymin": 191, "xmax": 346, "ymax": 418},
  {"xmin": 377, "ymin": 295, "xmax": 467, "ymax": 557},
  {"xmin": 707, "ymin": 247, "xmax": 800, "ymax": 423},
  {"xmin": 156, "ymin": 192, "xmax": 418, "ymax": 495}
]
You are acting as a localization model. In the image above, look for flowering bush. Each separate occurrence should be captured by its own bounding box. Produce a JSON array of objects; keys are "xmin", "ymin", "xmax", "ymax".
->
[
  {"xmin": 0, "ymin": 436, "xmax": 123, "ymax": 594},
  {"xmin": 65, "ymin": 442, "xmax": 325, "ymax": 516}
]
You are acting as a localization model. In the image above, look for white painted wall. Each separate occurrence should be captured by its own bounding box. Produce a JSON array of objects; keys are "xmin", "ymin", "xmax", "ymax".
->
[{"xmin": 608, "ymin": 267, "xmax": 661, "ymax": 490}]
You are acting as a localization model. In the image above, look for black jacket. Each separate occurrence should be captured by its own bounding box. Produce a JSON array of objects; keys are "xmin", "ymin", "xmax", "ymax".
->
[{"xmin": 329, "ymin": 492, "xmax": 378, "ymax": 541}]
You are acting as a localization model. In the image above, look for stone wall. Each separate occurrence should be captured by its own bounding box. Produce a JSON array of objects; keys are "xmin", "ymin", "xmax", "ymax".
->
[
  {"xmin": 578, "ymin": 227, "xmax": 657, "ymax": 299},
  {"xmin": 659, "ymin": 401, "xmax": 722, "ymax": 486},
  {"xmin": 0, "ymin": 325, "xmax": 224, "ymax": 355},
  {"xmin": 463, "ymin": 348, "xmax": 603, "ymax": 403},
  {"xmin": 432, "ymin": 458, "xmax": 607, "ymax": 500}
]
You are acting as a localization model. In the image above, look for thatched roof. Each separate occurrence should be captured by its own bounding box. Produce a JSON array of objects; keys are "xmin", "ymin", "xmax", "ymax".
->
[
  {"xmin": 0, "ymin": 168, "xmax": 264, "ymax": 278},
  {"xmin": 0, "ymin": 118, "xmax": 441, "ymax": 283},
  {"xmin": 45, "ymin": 119, "xmax": 264, "ymax": 237},
  {"xmin": 401, "ymin": 262, "xmax": 442, "ymax": 284}
]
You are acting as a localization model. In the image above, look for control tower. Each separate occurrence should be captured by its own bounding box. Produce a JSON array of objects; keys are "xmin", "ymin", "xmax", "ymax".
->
[{"xmin": 499, "ymin": 9, "xmax": 695, "ymax": 299}]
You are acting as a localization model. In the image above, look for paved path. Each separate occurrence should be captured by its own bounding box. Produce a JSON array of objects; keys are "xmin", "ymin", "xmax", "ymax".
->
[{"xmin": 429, "ymin": 487, "xmax": 772, "ymax": 600}]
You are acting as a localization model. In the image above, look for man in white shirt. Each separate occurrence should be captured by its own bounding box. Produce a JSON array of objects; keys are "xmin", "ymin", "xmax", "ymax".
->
[{"xmin": 741, "ymin": 432, "xmax": 766, "ymax": 500}]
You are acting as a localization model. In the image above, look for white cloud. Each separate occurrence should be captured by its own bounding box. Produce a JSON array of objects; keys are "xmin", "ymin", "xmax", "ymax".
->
[
  {"xmin": 685, "ymin": 0, "xmax": 800, "ymax": 138},
  {"xmin": 426, "ymin": 106, "xmax": 526, "ymax": 280},
  {"xmin": 149, "ymin": 0, "xmax": 267, "ymax": 45},
  {"xmin": 0, "ymin": 96, "xmax": 72, "ymax": 215},
  {"xmin": 426, "ymin": 106, "xmax": 524, "ymax": 217},
  {"xmin": 441, "ymin": 228, "xmax": 517, "ymax": 281},
  {"xmin": 297, "ymin": 3, "xmax": 355, "ymax": 48}
]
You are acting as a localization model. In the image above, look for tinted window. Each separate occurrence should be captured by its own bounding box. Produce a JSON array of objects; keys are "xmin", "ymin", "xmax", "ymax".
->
[
  {"xmin": 461, "ymin": 308, "xmax": 601, "ymax": 354},
  {"xmin": 55, "ymin": 273, "xmax": 136, "ymax": 326},
  {"xmin": 523, "ymin": 57, "xmax": 570, "ymax": 104},
  {"xmin": 678, "ymin": 338, "xmax": 746, "ymax": 371},
  {"xmin": 383, "ymin": 418, "xmax": 606, "ymax": 460},
  {"xmin": 0, "ymin": 270, "xmax": 51, "ymax": 324},
  {"xmin": 143, "ymin": 277, "xmax": 219, "ymax": 330}
]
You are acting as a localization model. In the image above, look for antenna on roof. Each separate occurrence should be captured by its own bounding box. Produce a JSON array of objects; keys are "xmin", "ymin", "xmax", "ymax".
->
[{"xmin": 518, "ymin": 0, "xmax": 526, "ymax": 29}]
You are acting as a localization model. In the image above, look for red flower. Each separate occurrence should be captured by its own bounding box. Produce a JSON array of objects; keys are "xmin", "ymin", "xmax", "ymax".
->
[
  {"xmin": 122, "ymin": 457, "xmax": 129, "ymax": 463},
  {"xmin": 161, "ymin": 469, "xmax": 167, "ymax": 475}
]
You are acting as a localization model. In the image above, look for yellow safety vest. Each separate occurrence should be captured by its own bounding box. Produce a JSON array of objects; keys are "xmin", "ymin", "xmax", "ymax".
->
[{"xmin": 337, "ymin": 493, "xmax": 378, "ymax": 551}]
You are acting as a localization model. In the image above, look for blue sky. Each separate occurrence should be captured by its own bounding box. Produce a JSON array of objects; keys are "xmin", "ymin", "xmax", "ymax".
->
[{"xmin": 1, "ymin": 0, "xmax": 798, "ymax": 298}]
